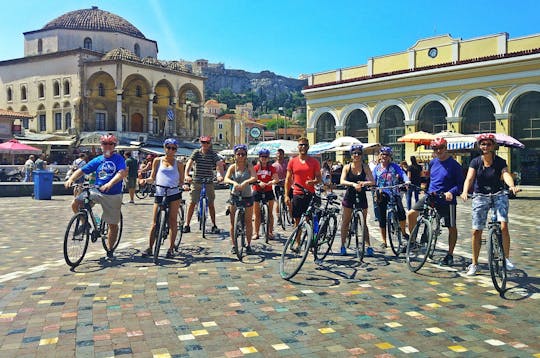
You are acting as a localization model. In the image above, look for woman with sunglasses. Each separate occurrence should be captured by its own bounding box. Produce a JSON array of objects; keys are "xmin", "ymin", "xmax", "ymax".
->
[
  {"xmin": 253, "ymin": 149, "xmax": 279, "ymax": 241},
  {"xmin": 460, "ymin": 133, "xmax": 520, "ymax": 276},
  {"xmin": 141, "ymin": 138, "xmax": 185, "ymax": 258},
  {"xmin": 340, "ymin": 144, "xmax": 375, "ymax": 255},
  {"xmin": 224, "ymin": 144, "xmax": 257, "ymax": 254}
]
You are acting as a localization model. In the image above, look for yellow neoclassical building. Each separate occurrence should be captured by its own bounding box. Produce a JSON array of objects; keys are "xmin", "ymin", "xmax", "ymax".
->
[{"xmin": 303, "ymin": 33, "xmax": 540, "ymax": 185}]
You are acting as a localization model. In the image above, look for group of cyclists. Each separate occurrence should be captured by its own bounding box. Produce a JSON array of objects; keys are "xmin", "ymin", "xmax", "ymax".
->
[{"xmin": 64, "ymin": 132, "xmax": 520, "ymax": 276}]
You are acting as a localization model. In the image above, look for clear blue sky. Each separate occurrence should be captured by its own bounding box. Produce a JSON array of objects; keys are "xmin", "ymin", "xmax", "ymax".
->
[{"xmin": 1, "ymin": 0, "xmax": 538, "ymax": 78}]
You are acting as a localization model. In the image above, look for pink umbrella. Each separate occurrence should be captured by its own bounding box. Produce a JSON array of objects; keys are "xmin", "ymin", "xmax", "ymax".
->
[
  {"xmin": 0, "ymin": 139, "xmax": 42, "ymax": 155},
  {"xmin": 475, "ymin": 133, "xmax": 525, "ymax": 149}
]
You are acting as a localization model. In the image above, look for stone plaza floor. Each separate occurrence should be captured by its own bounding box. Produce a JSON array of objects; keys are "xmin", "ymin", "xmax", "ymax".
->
[{"xmin": 0, "ymin": 190, "xmax": 538, "ymax": 357}]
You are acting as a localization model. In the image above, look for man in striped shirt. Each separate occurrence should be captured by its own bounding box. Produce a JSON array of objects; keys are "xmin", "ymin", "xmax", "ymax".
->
[{"xmin": 183, "ymin": 136, "xmax": 225, "ymax": 234}]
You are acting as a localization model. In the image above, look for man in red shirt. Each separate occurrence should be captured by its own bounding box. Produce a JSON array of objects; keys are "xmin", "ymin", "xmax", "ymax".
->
[{"xmin": 285, "ymin": 137, "xmax": 322, "ymax": 227}]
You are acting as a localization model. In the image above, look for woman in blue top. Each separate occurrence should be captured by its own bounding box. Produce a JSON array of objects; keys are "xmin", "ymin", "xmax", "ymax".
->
[{"xmin": 141, "ymin": 138, "xmax": 185, "ymax": 259}]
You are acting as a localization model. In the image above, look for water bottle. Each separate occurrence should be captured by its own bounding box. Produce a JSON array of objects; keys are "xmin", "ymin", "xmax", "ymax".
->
[
  {"xmin": 95, "ymin": 215, "xmax": 101, "ymax": 227},
  {"xmin": 313, "ymin": 213, "xmax": 319, "ymax": 234}
]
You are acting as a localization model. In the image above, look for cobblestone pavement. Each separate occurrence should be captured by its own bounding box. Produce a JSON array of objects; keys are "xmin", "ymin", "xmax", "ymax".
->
[{"xmin": 0, "ymin": 190, "xmax": 538, "ymax": 357}]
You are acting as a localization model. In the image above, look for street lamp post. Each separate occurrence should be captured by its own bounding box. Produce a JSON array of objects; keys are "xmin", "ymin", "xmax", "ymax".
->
[{"xmin": 278, "ymin": 107, "xmax": 285, "ymax": 140}]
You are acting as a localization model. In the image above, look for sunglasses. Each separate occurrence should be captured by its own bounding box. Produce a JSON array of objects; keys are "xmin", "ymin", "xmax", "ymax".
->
[
  {"xmin": 432, "ymin": 146, "xmax": 445, "ymax": 151},
  {"xmin": 298, "ymin": 143, "xmax": 309, "ymax": 147},
  {"xmin": 480, "ymin": 142, "xmax": 493, "ymax": 147},
  {"xmin": 236, "ymin": 152, "xmax": 246, "ymax": 157},
  {"xmin": 352, "ymin": 151, "xmax": 363, "ymax": 156},
  {"xmin": 380, "ymin": 153, "xmax": 389, "ymax": 156},
  {"xmin": 201, "ymin": 141, "xmax": 210, "ymax": 144},
  {"xmin": 259, "ymin": 155, "xmax": 269, "ymax": 158},
  {"xmin": 101, "ymin": 142, "xmax": 116, "ymax": 146},
  {"xmin": 166, "ymin": 146, "xmax": 178, "ymax": 151}
]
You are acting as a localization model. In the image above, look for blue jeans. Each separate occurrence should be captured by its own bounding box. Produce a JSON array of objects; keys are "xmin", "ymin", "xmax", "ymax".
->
[{"xmin": 406, "ymin": 186, "xmax": 419, "ymax": 210}]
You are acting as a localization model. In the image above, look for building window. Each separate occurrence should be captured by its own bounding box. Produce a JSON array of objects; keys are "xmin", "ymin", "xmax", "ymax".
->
[
  {"xmin": 7, "ymin": 88, "xmax": 12, "ymax": 102},
  {"xmin": 122, "ymin": 115, "xmax": 127, "ymax": 132},
  {"xmin": 136, "ymin": 86, "xmax": 142, "ymax": 97},
  {"xmin": 65, "ymin": 112, "xmax": 71, "ymax": 129},
  {"xmin": 54, "ymin": 113, "xmax": 62, "ymax": 130},
  {"xmin": 98, "ymin": 83, "xmax": 105, "ymax": 97},
  {"xmin": 218, "ymin": 133, "xmax": 223, "ymax": 140},
  {"xmin": 38, "ymin": 83, "xmax": 44, "ymax": 98},
  {"xmin": 153, "ymin": 118, "xmax": 158, "ymax": 134},
  {"xmin": 21, "ymin": 86, "xmax": 27, "ymax": 100},
  {"xmin": 53, "ymin": 81, "xmax": 60, "ymax": 96},
  {"xmin": 218, "ymin": 123, "xmax": 223, "ymax": 129},
  {"xmin": 63, "ymin": 80, "xmax": 70, "ymax": 95},
  {"xmin": 39, "ymin": 114, "xmax": 46, "ymax": 131},
  {"xmin": 134, "ymin": 43, "xmax": 140, "ymax": 57},
  {"xmin": 22, "ymin": 118, "xmax": 29, "ymax": 129},
  {"xmin": 84, "ymin": 37, "xmax": 92, "ymax": 50},
  {"xmin": 37, "ymin": 39, "xmax": 43, "ymax": 54},
  {"xmin": 96, "ymin": 112, "xmax": 106, "ymax": 130},
  {"xmin": 153, "ymin": 95, "xmax": 158, "ymax": 104}
]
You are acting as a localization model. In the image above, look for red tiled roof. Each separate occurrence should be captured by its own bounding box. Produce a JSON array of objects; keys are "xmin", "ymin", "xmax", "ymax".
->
[{"xmin": 0, "ymin": 109, "xmax": 34, "ymax": 119}]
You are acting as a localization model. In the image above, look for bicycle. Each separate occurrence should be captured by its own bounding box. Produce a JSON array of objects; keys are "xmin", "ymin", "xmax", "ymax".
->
[
  {"xmin": 255, "ymin": 191, "xmax": 272, "ymax": 244},
  {"xmin": 405, "ymin": 192, "xmax": 445, "ymax": 272},
  {"xmin": 275, "ymin": 183, "xmax": 292, "ymax": 230},
  {"xmin": 279, "ymin": 184, "xmax": 339, "ymax": 280},
  {"xmin": 63, "ymin": 184, "xmax": 123, "ymax": 267},
  {"xmin": 136, "ymin": 181, "xmax": 155, "ymax": 199},
  {"xmin": 230, "ymin": 193, "xmax": 249, "ymax": 261},
  {"xmin": 376, "ymin": 184, "xmax": 408, "ymax": 257},
  {"xmin": 151, "ymin": 185, "xmax": 182, "ymax": 264},
  {"xmin": 344, "ymin": 190, "xmax": 369, "ymax": 261},
  {"xmin": 473, "ymin": 190, "xmax": 511, "ymax": 294},
  {"xmin": 196, "ymin": 177, "xmax": 213, "ymax": 238}
]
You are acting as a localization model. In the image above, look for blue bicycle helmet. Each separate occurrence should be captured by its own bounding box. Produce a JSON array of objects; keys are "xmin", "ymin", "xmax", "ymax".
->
[
  {"xmin": 350, "ymin": 144, "xmax": 364, "ymax": 153},
  {"xmin": 164, "ymin": 138, "xmax": 178, "ymax": 147},
  {"xmin": 233, "ymin": 144, "xmax": 248, "ymax": 153},
  {"xmin": 380, "ymin": 146, "xmax": 393, "ymax": 156},
  {"xmin": 258, "ymin": 148, "xmax": 270, "ymax": 156}
]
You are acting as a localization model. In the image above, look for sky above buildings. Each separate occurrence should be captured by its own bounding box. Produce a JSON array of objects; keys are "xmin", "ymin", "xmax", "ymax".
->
[{"xmin": 1, "ymin": 0, "xmax": 538, "ymax": 78}]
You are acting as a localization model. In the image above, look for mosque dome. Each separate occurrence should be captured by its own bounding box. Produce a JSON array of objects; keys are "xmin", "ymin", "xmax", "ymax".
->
[
  {"xmin": 42, "ymin": 6, "xmax": 146, "ymax": 39},
  {"xmin": 103, "ymin": 48, "xmax": 140, "ymax": 62}
]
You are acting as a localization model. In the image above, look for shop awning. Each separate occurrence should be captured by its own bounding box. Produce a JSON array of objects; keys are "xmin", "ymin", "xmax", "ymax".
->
[
  {"xmin": 18, "ymin": 140, "xmax": 75, "ymax": 146},
  {"xmin": 139, "ymin": 146, "xmax": 194, "ymax": 157}
]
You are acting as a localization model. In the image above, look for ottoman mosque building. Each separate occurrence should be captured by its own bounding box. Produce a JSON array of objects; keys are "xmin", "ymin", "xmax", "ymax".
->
[
  {"xmin": 302, "ymin": 33, "xmax": 540, "ymax": 185},
  {"xmin": 0, "ymin": 6, "xmax": 205, "ymax": 147}
]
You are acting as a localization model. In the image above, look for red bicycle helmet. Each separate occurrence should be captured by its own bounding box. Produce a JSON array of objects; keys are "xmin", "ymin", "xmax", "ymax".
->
[
  {"xmin": 430, "ymin": 137, "xmax": 447, "ymax": 147},
  {"xmin": 100, "ymin": 134, "xmax": 118, "ymax": 144},
  {"xmin": 199, "ymin": 135, "xmax": 212, "ymax": 143},
  {"xmin": 476, "ymin": 133, "xmax": 496, "ymax": 143}
]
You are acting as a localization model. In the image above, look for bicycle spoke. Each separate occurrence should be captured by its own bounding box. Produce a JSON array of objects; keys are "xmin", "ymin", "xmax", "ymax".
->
[
  {"xmin": 488, "ymin": 229, "xmax": 507, "ymax": 293},
  {"xmin": 406, "ymin": 217, "xmax": 432, "ymax": 272},
  {"xmin": 64, "ymin": 212, "xmax": 90, "ymax": 267},
  {"xmin": 280, "ymin": 222, "xmax": 312, "ymax": 280}
]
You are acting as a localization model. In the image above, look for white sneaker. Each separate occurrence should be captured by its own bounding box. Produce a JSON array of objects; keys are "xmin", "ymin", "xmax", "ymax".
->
[
  {"xmin": 465, "ymin": 264, "xmax": 478, "ymax": 276},
  {"xmin": 505, "ymin": 258, "xmax": 516, "ymax": 271}
]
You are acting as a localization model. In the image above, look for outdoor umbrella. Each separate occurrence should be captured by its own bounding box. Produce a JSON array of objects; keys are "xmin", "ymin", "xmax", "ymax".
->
[
  {"xmin": 247, "ymin": 140, "xmax": 299, "ymax": 156},
  {"xmin": 329, "ymin": 142, "xmax": 382, "ymax": 155},
  {"xmin": 434, "ymin": 131, "xmax": 476, "ymax": 151},
  {"xmin": 0, "ymin": 139, "xmax": 42, "ymax": 155},
  {"xmin": 475, "ymin": 133, "xmax": 525, "ymax": 149},
  {"xmin": 331, "ymin": 136, "xmax": 362, "ymax": 148},
  {"xmin": 307, "ymin": 141, "xmax": 334, "ymax": 155},
  {"xmin": 397, "ymin": 131, "xmax": 435, "ymax": 145}
]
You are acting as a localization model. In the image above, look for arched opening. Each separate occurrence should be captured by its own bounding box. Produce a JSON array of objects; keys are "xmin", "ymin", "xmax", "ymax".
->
[
  {"xmin": 345, "ymin": 109, "xmax": 368, "ymax": 143},
  {"xmin": 84, "ymin": 37, "xmax": 92, "ymax": 50},
  {"xmin": 315, "ymin": 113, "xmax": 336, "ymax": 143},
  {"xmin": 134, "ymin": 43, "xmax": 140, "ymax": 57},
  {"xmin": 461, "ymin": 97, "xmax": 495, "ymax": 134},
  {"xmin": 131, "ymin": 113, "xmax": 143, "ymax": 133},
  {"xmin": 64, "ymin": 80, "xmax": 70, "ymax": 95},
  {"xmin": 7, "ymin": 88, "xmax": 12, "ymax": 102},
  {"xmin": 21, "ymin": 86, "xmax": 27, "ymax": 101},
  {"xmin": 417, "ymin": 101, "xmax": 447, "ymax": 133},
  {"xmin": 379, "ymin": 105, "xmax": 405, "ymax": 161},
  {"xmin": 37, "ymin": 39, "xmax": 43, "ymax": 54},
  {"xmin": 53, "ymin": 81, "xmax": 60, "ymax": 96}
]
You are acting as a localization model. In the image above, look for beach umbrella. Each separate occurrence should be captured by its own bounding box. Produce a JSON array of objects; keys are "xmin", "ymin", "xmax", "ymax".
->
[
  {"xmin": 0, "ymin": 139, "xmax": 42, "ymax": 155},
  {"xmin": 331, "ymin": 136, "xmax": 361, "ymax": 148},
  {"xmin": 307, "ymin": 141, "xmax": 334, "ymax": 155},
  {"xmin": 397, "ymin": 131, "xmax": 435, "ymax": 145},
  {"xmin": 247, "ymin": 140, "xmax": 299, "ymax": 156},
  {"xmin": 474, "ymin": 133, "xmax": 525, "ymax": 149}
]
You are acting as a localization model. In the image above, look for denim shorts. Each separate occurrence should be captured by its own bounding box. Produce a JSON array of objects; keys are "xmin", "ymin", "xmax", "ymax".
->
[{"xmin": 471, "ymin": 193, "xmax": 509, "ymax": 230}]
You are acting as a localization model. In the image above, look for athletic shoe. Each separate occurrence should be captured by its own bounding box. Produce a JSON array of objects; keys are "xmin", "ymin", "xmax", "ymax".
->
[
  {"xmin": 211, "ymin": 226, "xmax": 220, "ymax": 234},
  {"xmin": 439, "ymin": 254, "xmax": 454, "ymax": 266},
  {"xmin": 505, "ymin": 258, "xmax": 516, "ymax": 271},
  {"xmin": 182, "ymin": 225, "xmax": 190, "ymax": 233},
  {"xmin": 230, "ymin": 246, "xmax": 237, "ymax": 255},
  {"xmin": 380, "ymin": 242, "xmax": 387, "ymax": 249},
  {"xmin": 246, "ymin": 246, "xmax": 253, "ymax": 254},
  {"xmin": 366, "ymin": 247, "xmax": 374, "ymax": 257},
  {"xmin": 166, "ymin": 249, "xmax": 174, "ymax": 259},
  {"xmin": 465, "ymin": 264, "xmax": 478, "ymax": 276},
  {"xmin": 340, "ymin": 246, "xmax": 347, "ymax": 256},
  {"xmin": 74, "ymin": 223, "xmax": 88, "ymax": 236},
  {"xmin": 106, "ymin": 251, "xmax": 114, "ymax": 259},
  {"xmin": 141, "ymin": 247, "xmax": 152, "ymax": 257}
]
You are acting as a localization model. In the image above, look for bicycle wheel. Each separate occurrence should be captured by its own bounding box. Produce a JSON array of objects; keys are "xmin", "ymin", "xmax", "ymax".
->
[
  {"xmin": 488, "ymin": 227, "xmax": 507, "ymax": 293},
  {"xmin": 348, "ymin": 212, "xmax": 366, "ymax": 262},
  {"xmin": 278, "ymin": 197, "xmax": 286, "ymax": 230},
  {"xmin": 406, "ymin": 217, "xmax": 432, "ymax": 272},
  {"xmin": 153, "ymin": 210, "xmax": 167, "ymax": 264},
  {"xmin": 136, "ymin": 184, "xmax": 149, "ymax": 199},
  {"xmin": 279, "ymin": 221, "xmax": 312, "ymax": 280},
  {"xmin": 261, "ymin": 204, "xmax": 269, "ymax": 243},
  {"xmin": 100, "ymin": 213, "xmax": 123, "ymax": 253},
  {"xmin": 233, "ymin": 209, "xmax": 245, "ymax": 261},
  {"xmin": 174, "ymin": 205, "xmax": 185, "ymax": 251},
  {"xmin": 200, "ymin": 197, "xmax": 207, "ymax": 238},
  {"xmin": 315, "ymin": 214, "xmax": 336, "ymax": 261},
  {"xmin": 64, "ymin": 212, "xmax": 90, "ymax": 267},
  {"xmin": 387, "ymin": 209, "xmax": 403, "ymax": 257}
]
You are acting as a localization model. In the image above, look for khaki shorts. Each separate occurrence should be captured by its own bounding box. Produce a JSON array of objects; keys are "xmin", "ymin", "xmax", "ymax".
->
[
  {"xmin": 190, "ymin": 182, "xmax": 215, "ymax": 204},
  {"xmin": 77, "ymin": 189, "xmax": 123, "ymax": 225},
  {"xmin": 126, "ymin": 177, "xmax": 137, "ymax": 189}
]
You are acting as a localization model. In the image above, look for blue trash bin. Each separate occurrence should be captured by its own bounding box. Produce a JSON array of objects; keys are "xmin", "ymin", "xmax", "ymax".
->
[{"xmin": 34, "ymin": 170, "xmax": 54, "ymax": 200}]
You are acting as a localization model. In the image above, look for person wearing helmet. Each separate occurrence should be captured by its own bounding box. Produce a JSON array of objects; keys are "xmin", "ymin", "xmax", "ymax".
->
[
  {"xmin": 339, "ymin": 144, "xmax": 375, "ymax": 255},
  {"xmin": 224, "ymin": 144, "xmax": 257, "ymax": 254},
  {"xmin": 253, "ymin": 148, "xmax": 279, "ymax": 241},
  {"xmin": 460, "ymin": 133, "xmax": 519, "ymax": 275},
  {"xmin": 407, "ymin": 137, "xmax": 464, "ymax": 266},
  {"xmin": 183, "ymin": 135, "xmax": 225, "ymax": 234},
  {"xmin": 372, "ymin": 146, "xmax": 410, "ymax": 256},
  {"xmin": 65, "ymin": 133, "xmax": 126, "ymax": 259},
  {"xmin": 140, "ymin": 138, "xmax": 185, "ymax": 259}
]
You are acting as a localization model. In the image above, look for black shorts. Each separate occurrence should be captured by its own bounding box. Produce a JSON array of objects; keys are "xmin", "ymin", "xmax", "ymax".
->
[
  {"xmin": 412, "ymin": 195, "xmax": 456, "ymax": 228},
  {"xmin": 292, "ymin": 194, "xmax": 312, "ymax": 219},
  {"xmin": 378, "ymin": 193, "xmax": 406, "ymax": 228},
  {"xmin": 230, "ymin": 196, "xmax": 254, "ymax": 208},
  {"xmin": 253, "ymin": 191, "xmax": 275, "ymax": 202},
  {"xmin": 154, "ymin": 192, "xmax": 182, "ymax": 204}
]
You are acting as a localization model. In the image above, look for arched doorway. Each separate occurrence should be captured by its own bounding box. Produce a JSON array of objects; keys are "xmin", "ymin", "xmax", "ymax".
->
[
  {"xmin": 315, "ymin": 113, "xmax": 336, "ymax": 143},
  {"xmin": 379, "ymin": 105, "xmax": 405, "ymax": 162},
  {"xmin": 510, "ymin": 91, "xmax": 540, "ymax": 184},
  {"xmin": 417, "ymin": 102, "xmax": 447, "ymax": 133},
  {"xmin": 131, "ymin": 113, "xmax": 143, "ymax": 132},
  {"xmin": 461, "ymin": 97, "xmax": 495, "ymax": 134},
  {"xmin": 345, "ymin": 109, "xmax": 368, "ymax": 143}
]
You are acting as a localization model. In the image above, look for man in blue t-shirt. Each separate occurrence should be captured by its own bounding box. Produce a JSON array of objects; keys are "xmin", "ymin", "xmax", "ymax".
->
[
  {"xmin": 65, "ymin": 134, "xmax": 126, "ymax": 258},
  {"xmin": 407, "ymin": 137, "xmax": 463, "ymax": 266}
]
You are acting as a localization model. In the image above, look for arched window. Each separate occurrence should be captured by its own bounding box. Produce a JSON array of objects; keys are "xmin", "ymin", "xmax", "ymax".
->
[
  {"xmin": 98, "ymin": 83, "xmax": 105, "ymax": 97},
  {"xmin": 38, "ymin": 83, "xmax": 44, "ymax": 98},
  {"xmin": 315, "ymin": 113, "xmax": 336, "ymax": 142},
  {"xmin": 53, "ymin": 81, "xmax": 60, "ymax": 96},
  {"xmin": 83, "ymin": 37, "xmax": 92, "ymax": 50},
  {"xmin": 63, "ymin": 80, "xmax": 70, "ymax": 95},
  {"xmin": 417, "ymin": 101, "xmax": 447, "ymax": 133},
  {"xmin": 461, "ymin": 97, "xmax": 495, "ymax": 134},
  {"xmin": 134, "ymin": 43, "xmax": 140, "ymax": 57},
  {"xmin": 65, "ymin": 112, "xmax": 72, "ymax": 129},
  {"xmin": 37, "ymin": 39, "xmax": 43, "ymax": 54},
  {"xmin": 136, "ymin": 85, "xmax": 142, "ymax": 97},
  {"xmin": 345, "ymin": 109, "xmax": 368, "ymax": 143},
  {"xmin": 21, "ymin": 86, "xmax": 27, "ymax": 100},
  {"xmin": 379, "ymin": 105, "xmax": 405, "ymax": 161},
  {"xmin": 7, "ymin": 88, "xmax": 12, "ymax": 102}
]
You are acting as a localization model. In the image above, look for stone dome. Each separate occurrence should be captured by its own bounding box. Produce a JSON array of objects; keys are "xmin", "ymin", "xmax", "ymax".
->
[
  {"xmin": 103, "ymin": 48, "xmax": 140, "ymax": 62},
  {"xmin": 42, "ymin": 6, "xmax": 146, "ymax": 39}
]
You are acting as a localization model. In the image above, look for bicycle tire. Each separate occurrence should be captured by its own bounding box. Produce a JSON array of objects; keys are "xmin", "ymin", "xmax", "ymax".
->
[
  {"xmin": 100, "ymin": 213, "xmax": 123, "ymax": 253},
  {"xmin": 233, "ymin": 209, "xmax": 245, "ymax": 261},
  {"xmin": 136, "ymin": 184, "xmax": 149, "ymax": 199},
  {"xmin": 153, "ymin": 210, "xmax": 167, "ymax": 264},
  {"xmin": 387, "ymin": 209, "xmax": 403, "ymax": 257},
  {"xmin": 488, "ymin": 227, "xmax": 507, "ymax": 294},
  {"xmin": 349, "ymin": 212, "xmax": 366, "ymax": 262},
  {"xmin": 406, "ymin": 217, "xmax": 432, "ymax": 272},
  {"xmin": 278, "ymin": 197, "xmax": 286, "ymax": 230},
  {"xmin": 261, "ymin": 204, "xmax": 269, "ymax": 243},
  {"xmin": 174, "ymin": 205, "xmax": 185, "ymax": 251},
  {"xmin": 315, "ymin": 214, "xmax": 336, "ymax": 261},
  {"xmin": 64, "ymin": 212, "xmax": 90, "ymax": 267},
  {"xmin": 280, "ymin": 221, "xmax": 312, "ymax": 280},
  {"xmin": 200, "ymin": 197, "xmax": 207, "ymax": 238}
]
